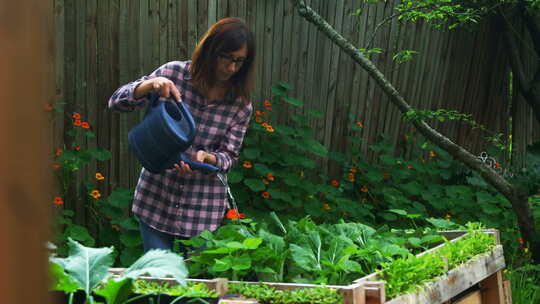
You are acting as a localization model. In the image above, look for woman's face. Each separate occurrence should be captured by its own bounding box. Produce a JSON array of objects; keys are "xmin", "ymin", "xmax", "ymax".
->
[{"xmin": 215, "ymin": 44, "xmax": 248, "ymax": 82}]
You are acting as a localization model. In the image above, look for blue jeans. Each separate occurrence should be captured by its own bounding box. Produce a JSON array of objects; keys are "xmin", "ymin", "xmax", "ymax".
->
[{"xmin": 139, "ymin": 221, "xmax": 190, "ymax": 256}]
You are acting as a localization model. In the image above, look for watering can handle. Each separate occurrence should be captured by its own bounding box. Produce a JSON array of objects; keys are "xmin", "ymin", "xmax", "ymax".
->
[{"xmin": 180, "ymin": 154, "xmax": 220, "ymax": 174}]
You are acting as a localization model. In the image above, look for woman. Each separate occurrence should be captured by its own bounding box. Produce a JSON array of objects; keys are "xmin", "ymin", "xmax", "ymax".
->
[{"xmin": 108, "ymin": 17, "xmax": 255, "ymax": 253}]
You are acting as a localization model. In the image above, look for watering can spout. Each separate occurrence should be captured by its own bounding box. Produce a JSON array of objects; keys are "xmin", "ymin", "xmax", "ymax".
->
[{"xmin": 128, "ymin": 93, "xmax": 219, "ymax": 174}]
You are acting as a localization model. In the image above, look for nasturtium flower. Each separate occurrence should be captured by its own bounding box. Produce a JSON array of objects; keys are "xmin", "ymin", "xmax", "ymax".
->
[
  {"xmin": 225, "ymin": 209, "xmax": 246, "ymax": 220},
  {"xmin": 429, "ymin": 151, "xmax": 437, "ymax": 158},
  {"xmin": 264, "ymin": 100, "xmax": 272, "ymax": 107},
  {"xmin": 255, "ymin": 110, "xmax": 263, "ymax": 116},
  {"xmin": 111, "ymin": 224, "xmax": 122, "ymax": 232},
  {"xmin": 243, "ymin": 161, "xmax": 252, "ymax": 168},
  {"xmin": 323, "ymin": 203, "xmax": 331, "ymax": 211},
  {"xmin": 53, "ymin": 164, "xmax": 61, "ymax": 169},
  {"xmin": 81, "ymin": 122, "xmax": 90, "ymax": 129},
  {"xmin": 347, "ymin": 173, "xmax": 355, "ymax": 182},
  {"xmin": 261, "ymin": 191, "xmax": 271, "ymax": 199},
  {"xmin": 494, "ymin": 162, "xmax": 501, "ymax": 168},
  {"xmin": 44, "ymin": 104, "xmax": 53, "ymax": 111},
  {"xmin": 266, "ymin": 173, "xmax": 275, "ymax": 181},
  {"xmin": 73, "ymin": 119, "xmax": 82, "ymax": 127},
  {"xmin": 356, "ymin": 121, "xmax": 364, "ymax": 128},
  {"xmin": 360, "ymin": 185, "xmax": 369, "ymax": 193},
  {"xmin": 95, "ymin": 172, "xmax": 105, "ymax": 180},
  {"xmin": 261, "ymin": 122, "xmax": 270, "ymax": 128},
  {"xmin": 75, "ymin": 146, "xmax": 81, "ymax": 151},
  {"xmin": 330, "ymin": 180, "xmax": 339, "ymax": 187},
  {"xmin": 265, "ymin": 125, "xmax": 275, "ymax": 133},
  {"xmin": 90, "ymin": 189, "xmax": 101, "ymax": 199},
  {"xmin": 55, "ymin": 149, "xmax": 63, "ymax": 156},
  {"xmin": 262, "ymin": 179, "xmax": 269, "ymax": 185},
  {"xmin": 72, "ymin": 113, "xmax": 81, "ymax": 119},
  {"xmin": 255, "ymin": 117, "xmax": 263, "ymax": 123},
  {"xmin": 407, "ymin": 165, "xmax": 413, "ymax": 169},
  {"xmin": 53, "ymin": 196, "xmax": 64, "ymax": 205},
  {"xmin": 349, "ymin": 167, "xmax": 357, "ymax": 173}
]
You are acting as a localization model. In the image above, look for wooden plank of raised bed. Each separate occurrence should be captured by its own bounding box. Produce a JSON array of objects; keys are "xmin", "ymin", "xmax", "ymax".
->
[
  {"xmin": 480, "ymin": 271, "xmax": 505, "ymax": 304},
  {"xmin": 454, "ymin": 290, "xmax": 482, "ymax": 304},
  {"xmin": 385, "ymin": 245, "xmax": 505, "ymax": 304}
]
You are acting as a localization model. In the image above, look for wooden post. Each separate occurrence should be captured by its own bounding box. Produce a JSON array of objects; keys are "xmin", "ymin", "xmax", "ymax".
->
[
  {"xmin": 339, "ymin": 282, "xmax": 366, "ymax": 304},
  {"xmin": 0, "ymin": 1, "xmax": 54, "ymax": 304},
  {"xmin": 480, "ymin": 271, "xmax": 505, "ymax": 304}
]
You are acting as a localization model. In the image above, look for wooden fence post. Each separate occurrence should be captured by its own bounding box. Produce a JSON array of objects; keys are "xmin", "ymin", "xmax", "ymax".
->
[{"xmin": 0, "ymin": 1, "xmax": 54, "ymax": 304}]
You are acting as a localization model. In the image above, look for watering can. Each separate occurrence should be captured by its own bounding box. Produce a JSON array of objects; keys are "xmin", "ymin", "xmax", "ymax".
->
[{"xmin": 128, "ymin": 93, "xmax": 219, "ymax": 174}]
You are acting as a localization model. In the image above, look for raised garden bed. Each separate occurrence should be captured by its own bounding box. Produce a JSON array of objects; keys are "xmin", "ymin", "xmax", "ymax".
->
[{"xmin": 108, "ymin": 229, "xmax": 507, "ymax": 304}]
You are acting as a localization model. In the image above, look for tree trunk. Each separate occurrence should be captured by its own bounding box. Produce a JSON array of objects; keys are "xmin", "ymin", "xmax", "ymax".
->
[{"xmin": 289, "ymin": 0, "xmax": 540, "ymax": 264}]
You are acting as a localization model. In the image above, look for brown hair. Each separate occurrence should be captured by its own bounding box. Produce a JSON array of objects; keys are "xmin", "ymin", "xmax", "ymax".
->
[{"xmin": 190, "ymin": 17, "xmax": 256, "ymax": 102}]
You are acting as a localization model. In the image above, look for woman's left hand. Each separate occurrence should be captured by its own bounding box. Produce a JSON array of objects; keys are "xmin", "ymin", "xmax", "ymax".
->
[{"xmin": 173, "ymin": 150, "xmax": 216, "ymax": 174}]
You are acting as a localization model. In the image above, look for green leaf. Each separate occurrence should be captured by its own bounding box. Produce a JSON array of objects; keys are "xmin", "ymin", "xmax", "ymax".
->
[
  {"xmin": 365, "ymin": 171, "xmax": 384, "ymax": 183},
  {"xmin": 120, "ymin": 231, "xmax": 143, "ymax": 247},
  {"xmin": 50, "ymin": 238, "xmax": 114, "ymax": 296},
  {"xmin": 254, "ymin": 163, "xmax": 271, "ymax": 175},
  {"xmin": 244, "ymin": 178, "xmax": 265, "ymax": 192},
  {"xmin": 303, "ymin": 139, "xmax": 328, "ymax": 157},
  {"xmin": 94, "ymin": 278, "xmax": 134, "ymax": 304},
  {"xmin": 232, "ymin": 254, "xmax": 252, "ymax": 271},
  {"xmin": 86, "ymin": 147, "xmax": 112, "ymax": 161},
  {"xmin": 283, "ymin": 97, "xmax": 304, "ymax": 107},
  {"xmin": 243, "ymin": 238, "xmax": 263, "ymax": 249},
  {"xmin": 49, "ymin": 262, "xmax": 79, "ymax": 293},
  {"xmin": 243, "ymin": 148, "xmax": 261, "ymax": 159},
  {"xmin": 212, "ymin": 256, "xmax": 232, "ymax": 272},
  {"xmin": 122, "ymin": 249, "xmax": 188, "ymax": 285}
]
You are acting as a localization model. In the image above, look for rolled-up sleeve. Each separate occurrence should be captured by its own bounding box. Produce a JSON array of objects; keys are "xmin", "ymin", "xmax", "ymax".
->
[
  {"xmin": 108, "ymin": 61, "xmax": 183, "ymax": 112},
  {"xmin": 210, "ymin": 102, "xmax": 253, "ymax": 172}
]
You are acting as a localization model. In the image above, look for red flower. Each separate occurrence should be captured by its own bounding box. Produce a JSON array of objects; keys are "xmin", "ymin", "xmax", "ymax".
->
[
  {"xmin": 261, "ymin": 191, "xmax": 271, "ymax": 199},
  {"xmin": 44, "ymin": 104, "xmax": 53, "ymax": 111},
  {"xmin": 225, "ymin": 209, "xmax": 246, "ymax": 220},
  {"xmin": 81, "ymin": 122, "xmax": 90, "ymax": 129},
  {"xmin": 53, "ymin": 196, "xmax": 64, "ymax": 205},
  {"xmin": 356, "ymin": 121, "xmax": 364, "ymax": 128},
  {"xmin": 243, "ymin": 161, "xmax": 253, "ymax": 168},
  {"xmin": 55, "ymin": 149, "xmax": 63, "ymax": 156},
  {"xmin": 73, "ymin": 119, "xmax": 82, "ymax": 127},
  {"xmin": 330, "ymin": 180, "xmax": 340, "ymax": 187},
  {"xmin": 75, "ymin": 146, "xmax": 81, "ymax": 151},
  {"xmin": 72, "ymin": 113, "xmax": 81, "ymax": 119}
]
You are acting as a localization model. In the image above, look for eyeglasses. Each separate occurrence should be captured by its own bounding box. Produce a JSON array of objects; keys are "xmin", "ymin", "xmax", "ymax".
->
[{"xmin": 218, "ymin": 53, "xmax": 248, "ymax": 66}]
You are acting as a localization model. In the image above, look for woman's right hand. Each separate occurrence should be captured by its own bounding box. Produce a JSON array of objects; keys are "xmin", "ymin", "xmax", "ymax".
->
[{"xmin": 134, "ymin": 76, "xmax": 182, "ymax": 102}]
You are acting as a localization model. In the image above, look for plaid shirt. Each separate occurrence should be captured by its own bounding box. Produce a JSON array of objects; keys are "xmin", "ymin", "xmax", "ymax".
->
[{"xmin": 108, "ymin": 61, "xmax": 252, "ymax": 237}]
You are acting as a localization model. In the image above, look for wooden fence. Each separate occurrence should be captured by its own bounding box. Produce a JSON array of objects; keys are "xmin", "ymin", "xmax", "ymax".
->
[{"xmin": 53, "ymin": 0, "xmax": 539, "ymax": 220}]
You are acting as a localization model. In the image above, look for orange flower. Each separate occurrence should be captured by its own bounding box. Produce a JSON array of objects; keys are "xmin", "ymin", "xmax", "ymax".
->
[
  {"xmin": 429, "ymin": 151, "xmax": 437, "ymax": 158},
  {"xmin": 266, "ymin": 125, "xmax": 275, "ymax": 133},
  {"xmin": 262, "ymin": 179, "xmax": 269, "ymax": 185},
  {"xmin": 81, "ymin": 122, "xmax": 90, "ymax": 129},
  {"xmin": 75, "ymin": 146, "xmax": 81, "ymax": 151},
  {"xmin": 261, "ymin": 191, "xmax": 271, "ymax": 199},
  {"xmin": 55, "ymin": 149, "xmax": 63, "ymax": 156},
  {"xmin": 518, "ymin": 237, "xmax": 524, "ymax": 246},
  {"xmin": 73, "ymin": 119, "xmax": 82, "ymax": 127},
  {"xmin": 323, "ymin": 203, "xmax": 331, "ymax": 211},
  {"xmin": 264, "ymin": 100, "xmax": 272, "ymax": 107},
  {"xmin": 72, "ymin": 113, "xmax": 81, "ymax": 119},
  {"xmin": 255, "ymin": 117, "xmax": 263, "ymax": 123},
  {"xmin": 404, "ymin": 135, "xmax": 409, "ymax": 142},
  {"xmin": 265, "ymin": 106, "xmax": 272, "ymax": 112},
  {"xmin": 494, "ymin": 162, "xmax": 501, "ymax": 168},
  {"xmin": 225, "ymin": 209, "xmax": 246, "ymax": 220},
  {"xmin": 53, "ymin": 196, "xmax": 64, "ymax": 205},
  {"xmin": 53, "ymin": 163, "xmax": 61, "ymax": 169},
  {"xmin": 243, "ymin": 161, "xmax": 252, "ymax": 168},
  {"xmin": 95, "ymin": 172, "xmax": 105, "ymax": 180},
  {"xmin": 356, "ymin": 121, "xmax": 364, "ymax": 128},
  {"xmin": 361, "ymin": 198, "xmax": 368, "ymax": 203},
  {"xmin": 383, "ymin": 172, "xmax": 390, "ymax": 179},
  {"xmin": 330, "ymin": 180, "xmax": 340, "ymax": 187},
  {"xmin": 90, "ymin": 189, "xmax": 101, "ymax": 199},
  {"xmin": 348, "ymin": 173, "xmax": 355, "ymax": 182},
  {"xmin": 360, "ymin": 185, "xmax": 369, "ymax": 193},
  {"xmin": 111, "ymin": 224, "xmax": 122, "ymax": 232},
  {"xmin": 255, "ymin": 110, "xmax": 263, "ymax": 116},
  {"xmin": 349, "ymin": 167, "xmax": 357, "ymax": 173},
  {"xmin": 266, "ymin": 173, "xmax": 275, "ymax": 181},
  {"xmin": 44, "ymin": 104, "xmax": 53, "ymax": 111},
  {"xmin": 261, "ymin": 122, "xmax": 270, "ymax": 128},
  {"xmin": 407, "ymin": 165, "xmax": 413, "ymax": 169}
]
